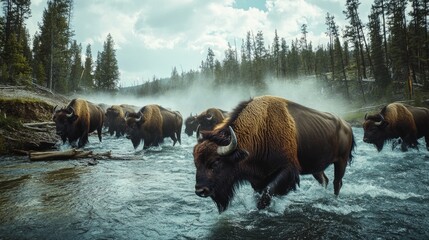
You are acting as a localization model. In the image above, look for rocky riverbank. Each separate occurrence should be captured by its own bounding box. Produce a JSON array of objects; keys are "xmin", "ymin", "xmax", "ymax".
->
[{"xmin": 0, "ymin": 84, "xmax": 70, "ymax": 155}]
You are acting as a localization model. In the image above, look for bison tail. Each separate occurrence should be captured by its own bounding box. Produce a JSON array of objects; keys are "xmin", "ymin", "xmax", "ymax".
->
[{"xmin": 348, "ymin": 134, "xmax": 357, "ymax": 165}]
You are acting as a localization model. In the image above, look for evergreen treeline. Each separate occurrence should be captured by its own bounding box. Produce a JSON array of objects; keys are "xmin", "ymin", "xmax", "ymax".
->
[
  {"xmin": 0, "ymin": 0, "xmax": 119, "ymax": 94},
  {"xmin": 1, "ymin": 0, "xmax": 429, "ymax": 103}
]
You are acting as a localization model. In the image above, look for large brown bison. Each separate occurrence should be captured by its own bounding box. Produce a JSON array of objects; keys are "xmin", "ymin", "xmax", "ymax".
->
[
  {"xmin": 184, "ymin": 113, "xmax": 198, "ymax": 136},
  {"xmin": 125, "ymin": 104, "xmax": 182, "ymax": 149},
  {"xmin": 195, "ymin": 108, "xmax": 229, "ymax": 132},
  {"xmin": 105, "ymin": 104, "xmax": 137, "ymax": 137},
  {"xmin": 52, "ymin": 98, "xmax": 104, "ymax": 148},
  {"xmin": 125, "ymin": 104, "xmax": 163, "ymax": 149},
  {"xmin": 363, "ymin": 102, "xmax": 429, "ymax": 151},
  {"xmin": 159, "ymin": 106, "xmax": 183, "ymax": 146},
  {"xmin": 193, "ymin": 95, "xmax": 355, "ymax": 213}
]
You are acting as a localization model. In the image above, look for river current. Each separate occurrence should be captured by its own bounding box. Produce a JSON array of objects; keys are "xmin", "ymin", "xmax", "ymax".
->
[{"xmin": 0, "ymin": 127, "xmax": 428, "ymax": 239}]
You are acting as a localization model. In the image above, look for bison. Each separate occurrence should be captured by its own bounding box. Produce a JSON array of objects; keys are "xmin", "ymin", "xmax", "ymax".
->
[
  {"xmin": 159, "ymin": 106, "xmax": 183, "ymax": 146},
  {"xmin": 195, "ymin": 108, "xmax": 229, "ymax": 132},
  {"xmin": 105, "ymin": 104, "xmax": 137, "ymax": 137},
  {"xmin": 125, "ymin": 104, "xmax": 182, "ymax": 149},
  {"xmin": 193, "ymin": 95, "xmax": 355, "ymax": 213},
  {"xmin": 52, "ymin": 98, "xmax": 104, "ymax": 148},
  {"xmin": 184, "ymin": 113, "xmax": 198, "ymax": 136},
  {"xmin": 363, "ymin": 102, "xmax": 429, "ymax": 151},
  {"xmin": 125, "ymin": 104, "xmax": 163, "ymax": 149}
]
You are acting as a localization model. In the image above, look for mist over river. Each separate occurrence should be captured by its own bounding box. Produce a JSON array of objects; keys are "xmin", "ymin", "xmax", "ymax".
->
[{"xmin": 0, "ymin": 127, "xmax": 428, "ymax": 239}]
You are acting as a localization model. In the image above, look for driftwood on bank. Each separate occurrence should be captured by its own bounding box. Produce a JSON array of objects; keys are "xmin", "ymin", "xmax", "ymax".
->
[
  {"xmin": 22, "ymin": 121, "xmax": 56, "ymax": 132},
  {"xmin": 29, "ymin": 148, "xmax": 112, "ymax": 161}
]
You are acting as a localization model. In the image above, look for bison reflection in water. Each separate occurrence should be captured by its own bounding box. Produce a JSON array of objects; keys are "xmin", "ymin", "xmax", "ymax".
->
[
  {"xmin": 52, "ymin": 98, "xmax": 104, "ymax": 148},
  {"xmin": 193, "ymin": 95, "xmax": 356, "ymax": 213},
  {"xmin": 363, "ymin": 102, "xmax": 429, "ymax": 152}
]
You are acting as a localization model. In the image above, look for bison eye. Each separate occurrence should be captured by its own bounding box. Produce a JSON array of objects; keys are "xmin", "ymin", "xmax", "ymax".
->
[{"xmin": 208, "ymin": 160, "xmax": 220, "ymax": 171}]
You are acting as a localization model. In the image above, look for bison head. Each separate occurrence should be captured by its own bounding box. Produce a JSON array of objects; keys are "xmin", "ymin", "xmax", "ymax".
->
[
  {"xmin": 363, "ymin": 113, "xmax": 389, "ymax": 151},
  {"xmin": 193, "ymin": 126, "xmax": 248, "ymax": 213},
  {"xmin": 197, "ymin": 113, "xmax": 217, "ymax": 132},
  {"xmin": 125, "ymin": 112, "xmax": 144, "ymax": 149},
  {"xmin": 184, "ymin": 114, "xmax": 198, "ymax": 136},
  {"xmin": 52, "ymin": 107, "xmax": 78, "ymax": 143}
]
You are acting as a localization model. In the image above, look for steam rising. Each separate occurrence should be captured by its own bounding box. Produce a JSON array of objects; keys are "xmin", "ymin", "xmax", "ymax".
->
[{"xmin": 77, "ymin": 77, "xmax": 349, "ymax": 117}]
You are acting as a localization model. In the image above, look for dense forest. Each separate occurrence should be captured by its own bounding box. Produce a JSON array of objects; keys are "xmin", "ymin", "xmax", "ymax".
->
[{"xmin": 1, "ymin": 0, "xmax": 429, "ymax": 105}]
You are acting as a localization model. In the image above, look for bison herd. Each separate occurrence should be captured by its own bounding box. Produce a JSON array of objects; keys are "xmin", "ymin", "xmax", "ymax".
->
[{"xmin": 52, "ymin": 96, "xmax": 429, "ymax": 213}]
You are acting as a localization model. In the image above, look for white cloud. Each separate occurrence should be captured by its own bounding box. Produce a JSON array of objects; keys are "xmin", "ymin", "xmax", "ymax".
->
[{"xmin": 26, "ymin": 0, "xmax": 375, "ymax": 87}]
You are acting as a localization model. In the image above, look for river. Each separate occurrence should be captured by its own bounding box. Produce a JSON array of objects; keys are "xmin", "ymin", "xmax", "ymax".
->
[{"xmin": 0, "ymin": 127, "xmax": 428, "ymax": 239}]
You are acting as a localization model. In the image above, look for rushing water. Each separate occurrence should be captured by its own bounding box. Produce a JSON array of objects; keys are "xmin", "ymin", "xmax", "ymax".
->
[{"xmin": 0, "ymin": 127, "xmax": 428, "ymax": 239}]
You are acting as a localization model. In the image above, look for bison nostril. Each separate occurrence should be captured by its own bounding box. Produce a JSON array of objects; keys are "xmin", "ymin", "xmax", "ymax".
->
[{"xmin": 195, "ymin": 186, "xmax": 210, "ymax": 198}]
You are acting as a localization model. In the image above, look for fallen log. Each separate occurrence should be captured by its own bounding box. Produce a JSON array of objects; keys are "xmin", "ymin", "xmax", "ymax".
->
[
  {"xmin": 23, "ymin": 122, "xmax": 55, "ymax": 127},
  {"xmin": 29, "ymin": 148, "xmax": 112, "ymax": 161}
]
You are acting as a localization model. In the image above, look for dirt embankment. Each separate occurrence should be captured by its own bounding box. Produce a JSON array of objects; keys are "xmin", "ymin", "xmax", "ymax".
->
[{"xmin": 0, "ymin": 84, "xmax": 70, "ymax": 155}]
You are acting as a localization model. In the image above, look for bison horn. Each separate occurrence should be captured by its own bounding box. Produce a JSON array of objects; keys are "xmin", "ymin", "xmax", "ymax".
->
[
  {"xmin": 135, "ymin": 111, "xmax": 142, "ymax": 123},
  {"xmin": 66, "ymin": 107, "xmax": 75, "ymax": 118},
  {"xmin": 53, "ymin": 105, "xmax": 58, "ymax": 113},
  {"xmin": 374, "ymin": 114, "xmax": 385, "ymax": 126},
  {"xmin": 217, "ymin": 126, "xmax": 238, "ymax": 156},
  {"xmin": 364, "ymin": 113, "xmax": 368, "ymax": 120},
  {"xmin": 206, "ymin": 114, "xmax": 213, "ymax": 121}
]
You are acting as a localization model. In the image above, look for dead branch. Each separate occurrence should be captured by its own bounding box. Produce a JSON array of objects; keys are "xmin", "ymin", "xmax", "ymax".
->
[
  {"xmin": 23, "ymin": 122, "xmax": 55, "ymax": 127},
  {"xmin": 29, "ymin": 148, "xmax": 112, "ymax": 161}
]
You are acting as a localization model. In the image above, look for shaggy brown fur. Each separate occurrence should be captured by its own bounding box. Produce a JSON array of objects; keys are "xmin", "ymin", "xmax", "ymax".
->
[
  {"xmin": 158, "ymin": 106, "xmax": 183, "ymax": 146},
  {"xmin": 194, "ymin": 95, "xmax": 355, "ymax": 213},
  {"xmin": 53, "ymin": 98, "xmax": 104, "ymax": 148},
  {"xmin": 363, "ymin": 102, "xmax": 426, "ymax": 151},
  {"xmin": 125, "ymin": 104, "xmax": 163, "ymax": 149},
  {"xmin": 196, "ymin": 108, "xmax": 229, "ymax": 131},
  {"xmin": 105, "ymin": 104, "xmax": 137, "ymax": 137}
]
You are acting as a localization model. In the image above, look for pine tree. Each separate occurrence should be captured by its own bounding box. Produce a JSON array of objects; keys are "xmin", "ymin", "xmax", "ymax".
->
[
  {"xmin": 34, "ymin": 0, "xmax": 74, "ymax": 93},
  {"xmin": 369, "ymin": 4, "xmax": 391, "ymax": 96},
  {"xmin": 222, "ymin": 42, "xmax": 239, "ymax": 84},
  {"xmin": 241, "ymin": 31, "xmax": 253, "ymax": 85},
  {"xmin": 1, "ymin": 0, "xmax": 32, "ymax": 85},
  {"xmin": 94, "ymin": 33, "xmax": 119, "ymax": 92},
  {"xmin": 408, "ymin": 0, "xmax": 428, "ymax": 87},
  {"xmin": 387, "ymin": 0, "xmax": 409, "ymax": 92},
  {"xmin": 326, "ymin": 13, "xmax": 350, "ymax": 100},
  {"xmin": 253, "ymin": 31, "xmax": 267, "ymax": 88},
  {"xmin": 81, "ymin": 44, "xmax": 94, "ymax": 90},
  {"xmin": 272, "ymin": 29, "xmax": 280, "ymax": 78},
  {"xmin": 280, "ymin": 38, "xmax": 288, "ymax": 78},
  {"xmin": 287, "ymin": 39, "xmax": 300, "ymax": 79},
  {"xmin": 68, "ymin": 40, "xmax": 82, "ymax": 92}
]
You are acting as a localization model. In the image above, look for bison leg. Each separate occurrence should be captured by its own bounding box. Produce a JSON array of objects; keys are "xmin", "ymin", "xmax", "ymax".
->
[
  {"xmin": 176, "ymin": 131, "xmax": 181, "ymax": 145},
  {"xmin": 98, "ymin": 127, "xmax": 103, "ymax": 142},
  {"xmin": 78, "ymin": 133, "xmax": 89, "ymax": 148},
  {"xmin": 333, "ymin": 160, "xmax": 347, "ymax": 196},
  {"xmin": 257, "ymin": 168, "xmax": 299, "ymax": 210},
  {"xmin": 312, "ymin": 172, "xmax": 329, "ymax": 188},
  {"xmin": 170, "ymin": 134, "xmax": 177, "ymax": 146},
  {"xmin": 400, "ymin": 141, "xmax": 408, "ymax": 152},
  {"xmin": 425, "ymin": 135, "xmax": 429, "ymax": 151}
]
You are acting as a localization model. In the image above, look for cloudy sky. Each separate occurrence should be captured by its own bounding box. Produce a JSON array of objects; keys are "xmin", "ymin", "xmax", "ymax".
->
[{"xmin": 27, "ymin": 0, "xmax": 373, "ymax": 87}]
